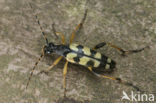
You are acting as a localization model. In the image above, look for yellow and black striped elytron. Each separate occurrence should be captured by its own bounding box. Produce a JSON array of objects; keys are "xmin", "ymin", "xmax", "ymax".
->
[{"xmin": 26, "ymin": 3, "xmax": 147, "ymax": 97}]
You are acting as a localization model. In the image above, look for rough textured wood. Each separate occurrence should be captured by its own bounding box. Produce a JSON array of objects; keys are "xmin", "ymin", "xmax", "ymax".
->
[{"xmin": 0, "ymin": 0, "xmax": 155, "ymax": 103}]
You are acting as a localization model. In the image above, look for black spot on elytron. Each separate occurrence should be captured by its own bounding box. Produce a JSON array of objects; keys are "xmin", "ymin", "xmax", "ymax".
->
[
  {"xmin": 73, "ymin": 57, "xmax": 80, "ymax": 63},
  {"xmin": 77, "ymin": 45, "xmax": 84, "ymax": 49},
  {"xmin": 90, "ymin": 49, "xmax": 97, "ymax": 57},
  {"xmin": 99, "ymin": 55, "xmax": 108, "ymax": 67},
  {"xmin": 62, "ymin": 46, "xmax": 71, "ymax": 57},
  {"xmin": 110, "ymin": 60, "xmax": 116, "ymax": 69},
  {"xmin": 77, "ymin": 45, "xmax": 84, "ymax": 58},
  {"xmin": 101, "ymin": 55, "xmax": 108, "ymax": 63},
  {"xmin": 63, "ymin": 51, "xmax": 70, "ymax": 57},
  {"xmin": 87, "ymin": 60, "xmax": 94, "ymax": 67}
]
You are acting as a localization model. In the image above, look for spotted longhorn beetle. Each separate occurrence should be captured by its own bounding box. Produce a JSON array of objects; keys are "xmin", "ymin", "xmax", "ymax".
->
[{"xmin": 26, "ymin": 3, "xmax": 148, "ymax": 97}]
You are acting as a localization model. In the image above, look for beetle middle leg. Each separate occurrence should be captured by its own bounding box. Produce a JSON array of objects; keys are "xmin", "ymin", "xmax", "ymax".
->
[
  {"xmin": 70, "ymin": 9, "xmax": 87, "ymax": 44},
  {"xmin": 93, "ymin": 42, "xmax": 148, "ymax": 56},
  {"xmin": 63, "ymin": 61, "xmax": 69, "ymax": 97}
]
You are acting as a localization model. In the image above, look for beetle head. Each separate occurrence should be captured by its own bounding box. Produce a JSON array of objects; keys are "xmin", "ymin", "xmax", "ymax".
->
[{"xmin": 44, "ymin": 42, "xmax": 56, "ymax": 54}]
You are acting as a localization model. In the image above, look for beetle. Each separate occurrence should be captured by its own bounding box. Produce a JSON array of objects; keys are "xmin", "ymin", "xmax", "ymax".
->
[{"xmin": 26, "ymin": 3, "xmax": 147, "ymax": 97}]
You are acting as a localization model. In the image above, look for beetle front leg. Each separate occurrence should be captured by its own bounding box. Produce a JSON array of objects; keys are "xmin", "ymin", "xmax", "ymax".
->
[
  {"xmin": 52, "ymin": 23, "xmax": 66, "ymax": 44},
  {"xmin": 38, "ymin": 56, "xmax": 63, "ymax": 75}
]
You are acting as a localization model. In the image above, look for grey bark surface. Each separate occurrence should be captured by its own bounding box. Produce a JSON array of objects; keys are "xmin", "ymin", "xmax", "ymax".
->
[{"xmin": 0, "ymin": 0, "xmax": 156, "ymax": 103}]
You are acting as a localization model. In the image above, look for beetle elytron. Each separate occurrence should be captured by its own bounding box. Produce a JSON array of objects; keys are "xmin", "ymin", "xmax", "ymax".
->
[{"xmin": 26, "ymin": 3, "xmax": 147, "ymax": 97}]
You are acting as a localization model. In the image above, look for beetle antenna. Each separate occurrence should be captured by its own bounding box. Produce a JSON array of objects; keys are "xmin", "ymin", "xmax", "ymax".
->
[
  {"xmin": 26, "ymin": 46, "xmax": 45, "ymax": 89},
  {"xmin": 29, "ymin": 3, "xmax": 49, "ymax": 45},
  {"xmin": 26, "ymin": 54, "xmax": 44, "ymax": 89}
]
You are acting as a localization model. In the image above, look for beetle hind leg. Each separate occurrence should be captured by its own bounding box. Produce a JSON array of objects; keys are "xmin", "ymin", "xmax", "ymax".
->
[
  {"xmin": 93, "ymin": 42, "xmax": 148, "ymax": 56},
  {"xmin": 121, "ymin": 46, "xmax": 149, "ymax": 56}
]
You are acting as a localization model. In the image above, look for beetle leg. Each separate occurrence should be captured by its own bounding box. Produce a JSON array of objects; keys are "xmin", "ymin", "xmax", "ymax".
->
[
  {"xmin": 93, "ymin": 42, "xmax": 148, "ymax": 56},
  {"xmin": 70, "ymin": 9, "xmax": 87, "ymax": 44},
  {"xmin": 63, "ymin": 61, "xmax": 69, "ymax": 97},
  {"xmin": 38, "ymin": 56, "xmax": 63, "ymax": 75},
  {"xmin": 88, "ymin": 67, "xmax": 142, "ymax": 92},
  {"xmin": 55, "ymin": 32, "xmax": 65, "ymax": 44},
  {"xmin": 52, "ymin": 23, "xmax": 65, "ymax": 44}
]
